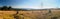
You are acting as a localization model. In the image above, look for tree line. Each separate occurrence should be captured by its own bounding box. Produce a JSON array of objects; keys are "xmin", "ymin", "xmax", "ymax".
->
[{"xmin": 0, "ymin": 6, "xmax": 12, "ymax": 10}]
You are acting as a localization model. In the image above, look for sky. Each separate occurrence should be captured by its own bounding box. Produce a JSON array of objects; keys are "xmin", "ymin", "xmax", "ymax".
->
[{"xmin": 0, "ymin": 0, "xmax": 60, "ymax": 9}]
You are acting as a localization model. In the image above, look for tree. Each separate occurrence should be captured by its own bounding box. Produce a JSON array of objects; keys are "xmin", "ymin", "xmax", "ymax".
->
[
  {"xmin": 1, "ymin": 6, "xmax": 8, "ymax": 10},
  {"xmin": 8, "ymin": 6, "xmax": 12, "ymax": 10}
]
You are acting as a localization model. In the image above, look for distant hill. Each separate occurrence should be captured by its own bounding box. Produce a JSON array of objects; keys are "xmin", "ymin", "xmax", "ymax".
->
[{"xmin": 0, "ymin": 6, "xmax": 60, "ymax": 11}]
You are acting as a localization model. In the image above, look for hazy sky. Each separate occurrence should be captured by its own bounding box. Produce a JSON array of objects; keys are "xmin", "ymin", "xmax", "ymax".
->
[{"xmin": 0, "ymin": 0, "xmax": 60, "ymax": 9}]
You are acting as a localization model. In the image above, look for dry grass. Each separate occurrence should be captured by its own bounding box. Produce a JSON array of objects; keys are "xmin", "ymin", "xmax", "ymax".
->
[{"xmin": 0, "ymin": 10, "xmax": 60, "ymax": 19}]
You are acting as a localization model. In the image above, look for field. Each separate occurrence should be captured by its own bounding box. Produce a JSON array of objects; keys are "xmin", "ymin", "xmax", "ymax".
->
[{"xmin": 0, "ymin": 9, "xmax": 60, "ymax": 19}]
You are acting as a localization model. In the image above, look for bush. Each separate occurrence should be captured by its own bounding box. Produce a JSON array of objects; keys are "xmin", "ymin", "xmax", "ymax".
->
[{"xmin": 51, "ymin": 17, "xmax": 58, "ymax": 19}]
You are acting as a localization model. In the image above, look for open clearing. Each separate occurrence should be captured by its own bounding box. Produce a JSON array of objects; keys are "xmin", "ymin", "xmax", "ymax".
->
[{"xmin": 0, "ymin": 10, "xmax": 60, "ymax": 19}]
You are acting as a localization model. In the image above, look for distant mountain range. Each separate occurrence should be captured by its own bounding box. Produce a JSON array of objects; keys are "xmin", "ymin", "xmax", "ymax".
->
[
  {"xmin": 0, "ymin": 6, "xmax": 60, "ymax": 11},
  {"xmin": 12, "ymin": 8, "xmax": 60, "ymax": 11}
]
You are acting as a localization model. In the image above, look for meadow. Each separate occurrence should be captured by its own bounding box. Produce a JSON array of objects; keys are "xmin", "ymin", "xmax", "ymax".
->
[{"xmin": 0, "ymin": 9, "xmax": 60, "ymax": 19}]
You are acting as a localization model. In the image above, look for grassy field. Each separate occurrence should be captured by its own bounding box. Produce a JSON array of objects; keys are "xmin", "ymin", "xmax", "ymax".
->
[{"xmin": 0, "ymin": 10, "xmax": 60, "ymax": 19}]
